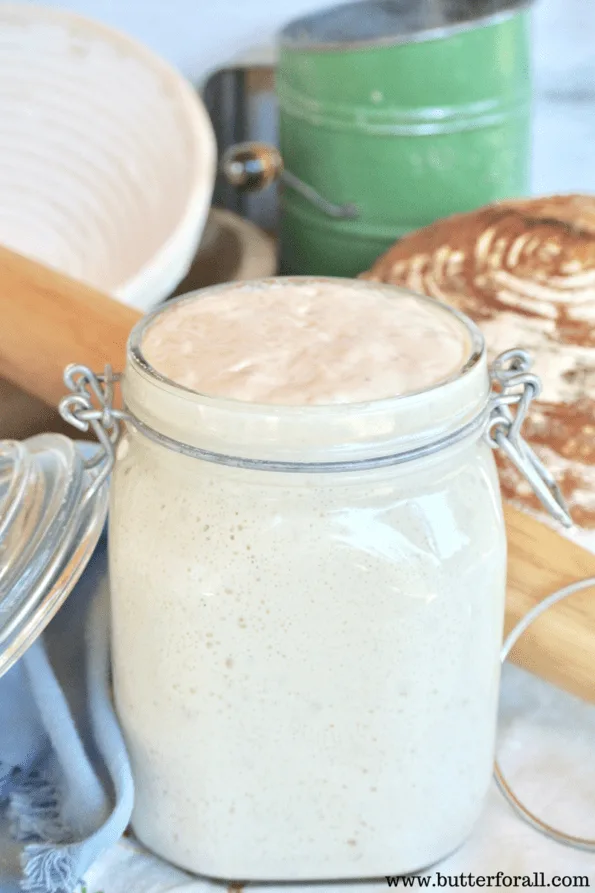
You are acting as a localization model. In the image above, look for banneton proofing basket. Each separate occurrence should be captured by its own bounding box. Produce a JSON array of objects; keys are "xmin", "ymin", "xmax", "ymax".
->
[{"xmin": 0, "ymin": 4, "xmax": 216, "ymax": 311}]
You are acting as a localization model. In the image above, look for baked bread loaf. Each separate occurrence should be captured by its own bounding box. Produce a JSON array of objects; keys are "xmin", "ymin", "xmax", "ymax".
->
[{"xmin": 362, "ymin": 195, "xmax": 595, "ymax": 530}]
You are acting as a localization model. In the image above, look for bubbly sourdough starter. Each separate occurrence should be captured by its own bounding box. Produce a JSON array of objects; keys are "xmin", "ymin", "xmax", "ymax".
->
[
  {"xmin": 141, "ymin": 281, "xmax": 470, "ymax": 404},
  {"xmin": 110, "ymin": 280, "xmax": 506, "ymax": 881}
]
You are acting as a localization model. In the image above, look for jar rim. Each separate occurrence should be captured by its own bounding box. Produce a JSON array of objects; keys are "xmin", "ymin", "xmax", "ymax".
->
[{"xmin": 127, "ymin": 276, "xmax": 486, "ymax": 417}]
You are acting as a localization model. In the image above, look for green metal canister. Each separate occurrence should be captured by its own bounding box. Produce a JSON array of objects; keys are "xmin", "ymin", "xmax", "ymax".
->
[{"xmin": 277, "ymin": 0, "xmax": 533, "ymax": 276}]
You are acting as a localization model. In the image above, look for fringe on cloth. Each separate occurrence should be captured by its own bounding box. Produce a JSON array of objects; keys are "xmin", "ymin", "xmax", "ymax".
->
[
  {"xmin": 6, "ymin": 585, "xmax": 133, "ymax": 893},
  {"xmin": 8, "ymin": 765, "xmax": 70, "ymax": 844},
  {"xmin": 20, "ymin": 844, "xmax": 80, "ymax": 893}
]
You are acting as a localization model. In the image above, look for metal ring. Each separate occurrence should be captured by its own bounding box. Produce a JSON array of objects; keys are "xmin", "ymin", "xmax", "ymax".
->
[
  {"xmin": 59, "ymin": 364, "xmax": 126, "ymax": 503},
  {"xmin": 495, "ymin": 575, "xmax": 595, "ymax": 852},
  {"xmin": 490, "ymin": 348, "xmax": 532, "ymax": 381},
  {"xmin": 123, "ymin": 405, "xmax": 490, "ymax": 473}
]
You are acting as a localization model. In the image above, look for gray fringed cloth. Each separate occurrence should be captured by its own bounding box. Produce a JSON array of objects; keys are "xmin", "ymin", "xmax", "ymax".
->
[{"xmin": 0, "ymin": 532, "xmax": 133, "ymax": 893}]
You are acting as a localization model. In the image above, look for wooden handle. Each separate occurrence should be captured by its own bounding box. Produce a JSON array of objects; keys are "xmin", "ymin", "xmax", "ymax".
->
[
  {"xmin": 0, "ymin": 245, "xmax": 141, "ymax": 407},
  {"xmin": 504, "ymin": 504, "xmax": 595, "ymax": 703},
  {"xmin": 0, "ymin": 245, "xmax": 594, "ymax": 702}
]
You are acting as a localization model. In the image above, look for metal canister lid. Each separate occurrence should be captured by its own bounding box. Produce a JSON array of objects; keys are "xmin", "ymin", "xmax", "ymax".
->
[
  {"xmin": 0, "ymin": 433, "xmax": 108, "ymax": 677},
  {"xmin": 280, "ymin": 0, "xmax": 533, "ymax": 51}
]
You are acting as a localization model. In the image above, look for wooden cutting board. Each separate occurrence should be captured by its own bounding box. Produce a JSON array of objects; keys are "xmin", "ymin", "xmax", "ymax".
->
[{"xmin": 0, "ymin": 245, "xmax": 594, "ymax": 703}]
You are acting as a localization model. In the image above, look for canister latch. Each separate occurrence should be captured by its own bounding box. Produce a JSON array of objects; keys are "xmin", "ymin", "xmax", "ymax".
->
[{"xmin": 221, "ymin": 141, "xmax": 359, "ymax": 219}]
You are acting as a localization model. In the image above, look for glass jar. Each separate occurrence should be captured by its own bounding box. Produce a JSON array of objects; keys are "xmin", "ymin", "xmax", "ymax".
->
[{"xmin": 61, "ymin": 278, "xmax": 569, "ymax": 882}]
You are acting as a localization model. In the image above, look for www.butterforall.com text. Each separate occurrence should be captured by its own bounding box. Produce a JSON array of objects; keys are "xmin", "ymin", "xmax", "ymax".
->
[{"xmin": 386, "ymin": 873, "xmax": 590, "ymax": 888}]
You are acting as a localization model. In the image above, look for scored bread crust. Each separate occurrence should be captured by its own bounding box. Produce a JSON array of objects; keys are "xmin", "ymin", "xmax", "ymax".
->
[{"xmin": 362, "ymin": 194, "xmax": 595, "ymax": 528}]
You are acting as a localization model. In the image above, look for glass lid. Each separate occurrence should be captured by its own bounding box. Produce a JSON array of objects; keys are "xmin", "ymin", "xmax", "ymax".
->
[{"xmin": 0, "ymin": 433, "xmax": 108, "ymax": 677}]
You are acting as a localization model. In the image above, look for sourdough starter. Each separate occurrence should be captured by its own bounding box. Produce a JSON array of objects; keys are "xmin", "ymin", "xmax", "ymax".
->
[{"xmin": 109, "ymin": 279, "xmax": 507, "ymax": 880}]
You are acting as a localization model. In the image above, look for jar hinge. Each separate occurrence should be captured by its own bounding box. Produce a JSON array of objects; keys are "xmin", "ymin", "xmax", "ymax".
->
[
  {"xmin": 57, "ymin": 356, "xmax": 574, "ymax": 524},
  {"xmin": 487, "ymin": 349, "xmax": 571, "ymax": 528},
  {"xmin": 59, "ymin": 364, "xmax": 129, "ymax": 503}
]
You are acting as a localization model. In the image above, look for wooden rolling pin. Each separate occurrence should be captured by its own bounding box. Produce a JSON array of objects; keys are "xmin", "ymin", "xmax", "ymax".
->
[
  {"xmin": 0, "ymin": 245, "xmax": 139, "ymax": 406},
  {"xmin": 1, "ymin": 245, "xmax": 594, "ymax": 702}
]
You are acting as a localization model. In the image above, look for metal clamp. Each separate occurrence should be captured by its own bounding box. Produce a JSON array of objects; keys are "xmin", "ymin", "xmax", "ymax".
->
[
  {"xmin": 487, "ymin": 350, "xmax": 572, "ymax": 528},
  {"xmin": 59, "ymin": 364, "xmax": 128, "ymax": 503},
  {"xmin": 58, "ymin": 352, "xmax": 572, "ymax": 529},
  {"xmin": 220, "ymin": 141, "xmax": 359, "ymax": 219}
]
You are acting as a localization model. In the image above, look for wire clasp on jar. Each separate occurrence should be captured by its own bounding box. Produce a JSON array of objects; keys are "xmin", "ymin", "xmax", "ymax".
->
[
  {"xmin": 59, "ymin": 364, "xmax": 129, "ymax": 502},
  {"xmin": 57, "ymin": 354, "xmax": 574, "ymax": 526},
  {"xmin": 487, "ymin": 349, "xmax": 571, "ymax": 528}
]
